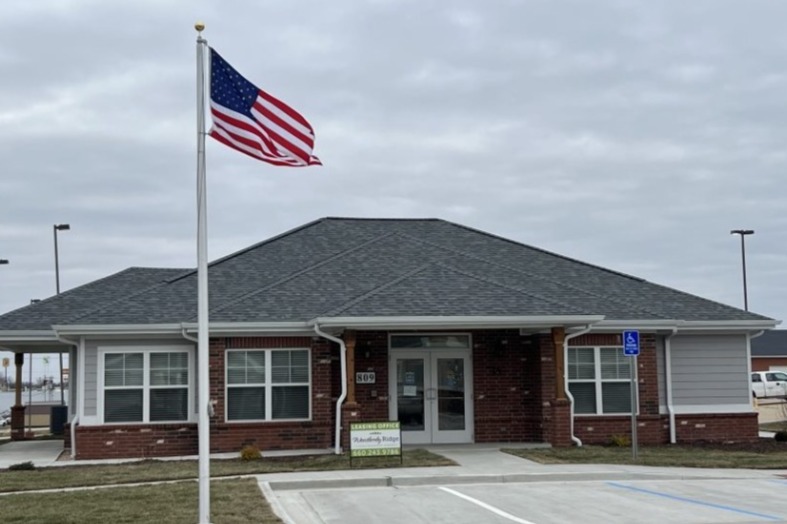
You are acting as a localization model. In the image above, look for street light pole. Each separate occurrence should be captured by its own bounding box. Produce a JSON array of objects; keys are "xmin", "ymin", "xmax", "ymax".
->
[
  {"xmin": 54, "ymin": 224, "xmax": 70, "ymax": 405},
  {"xmin": 730, "ymin": 229, "xmax": 754, "ymax": 311}
]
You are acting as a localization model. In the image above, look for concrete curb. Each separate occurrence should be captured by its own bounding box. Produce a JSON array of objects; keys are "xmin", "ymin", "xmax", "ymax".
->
[{"xmin": 265, "ymin": 470, "xmax": 731, "ymax": 491}]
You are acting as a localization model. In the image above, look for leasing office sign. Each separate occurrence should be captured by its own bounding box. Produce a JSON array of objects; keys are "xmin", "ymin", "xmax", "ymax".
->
[{"xmin": 349, "ymin": 422, "xmax": 402, "ymax": 457}]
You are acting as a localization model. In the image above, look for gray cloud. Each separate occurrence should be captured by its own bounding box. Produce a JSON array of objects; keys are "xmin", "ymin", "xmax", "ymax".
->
[{"xmin": 1, "ymin": 0, "xmax": 785, "ymax": 340}]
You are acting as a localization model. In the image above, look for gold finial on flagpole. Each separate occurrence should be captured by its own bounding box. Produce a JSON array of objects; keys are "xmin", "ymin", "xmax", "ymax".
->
[{"xmin": 195, "ymin": 21, "xmax": 205, "ymax": 34}]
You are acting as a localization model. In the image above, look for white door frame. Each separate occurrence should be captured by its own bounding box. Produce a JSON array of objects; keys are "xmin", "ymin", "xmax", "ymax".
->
[{"xmin": 389, "ymin": 348, "xmax": 474, "ymax": 445}]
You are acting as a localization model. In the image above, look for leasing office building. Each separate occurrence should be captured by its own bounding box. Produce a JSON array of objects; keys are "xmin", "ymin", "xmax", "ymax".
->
[{"xmin": 0, "ymin": 218, "xmax": 775, "ymax": 459}]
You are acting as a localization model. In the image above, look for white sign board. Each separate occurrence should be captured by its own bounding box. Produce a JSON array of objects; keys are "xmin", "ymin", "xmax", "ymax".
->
[{"xmin": 350, "ymin": 422, "xmax": 402, "ymax": 457}]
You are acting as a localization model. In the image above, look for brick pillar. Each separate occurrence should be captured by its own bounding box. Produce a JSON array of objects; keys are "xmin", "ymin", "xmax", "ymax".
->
[
  {"xmin": 341, "ymin": 403, "xmax": 362, "ymax": 451},
  {"xmin": 551, "ymin": 327, "xmax": 566, "ymax": 399},
  {"xmin": 549, "ymin": 399, "xmax": 572, "ymax": 447},
  {"xmin": 11, "ymin": 353, "xmax": 26, "ymax": 440},
  {"xmin": 345, "ymin": 330, "xmax": 357, "ymax": 406}
]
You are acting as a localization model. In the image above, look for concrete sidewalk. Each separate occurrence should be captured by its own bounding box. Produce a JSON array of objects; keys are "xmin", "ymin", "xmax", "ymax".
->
[
  {"xmin": 257, "ymin": 444, "xmax": 787, "ymax": 493},
  {"xmin": 0, "ymin": 440, "xmax": 64, "ymax": 469}
]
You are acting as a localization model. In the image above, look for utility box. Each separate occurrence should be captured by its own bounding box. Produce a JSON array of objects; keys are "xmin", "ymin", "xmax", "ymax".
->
[{"xmin": 50, "ymin": 405, "xmax": 68, "ymax": 435}]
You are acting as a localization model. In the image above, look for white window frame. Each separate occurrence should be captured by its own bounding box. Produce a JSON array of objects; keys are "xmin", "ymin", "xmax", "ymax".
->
[
  {"xmin": 97, "ymin": 346, "xmax": 194, "ymax": 425},
  {"xmin": 568, "ymin": 346, "xmax": 637, "ymax": 416},
  {"xmin": 225, "ymin": 348, "xmax": 311, "ymax": 423}
]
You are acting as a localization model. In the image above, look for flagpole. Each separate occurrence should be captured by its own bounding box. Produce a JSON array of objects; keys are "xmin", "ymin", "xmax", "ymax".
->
[{"xmin": 195, "ymin": 22, "xmax": 211, "ymax": 524}]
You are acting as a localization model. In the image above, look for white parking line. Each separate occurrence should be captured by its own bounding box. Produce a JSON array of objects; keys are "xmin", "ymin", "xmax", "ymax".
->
[{"xmin": 439, "ymin": 486, "xmax": 537, "ymax": 524}]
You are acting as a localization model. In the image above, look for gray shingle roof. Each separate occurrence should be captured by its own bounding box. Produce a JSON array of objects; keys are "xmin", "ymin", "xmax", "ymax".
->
[
  {"xmin": 0, "ymin": 267, "xmax": 189, "ymax": 330},
  {"xmin": 0, "ymin": 217, "xmax": 773, "ymax": 329},
  {"xmin": 751, "ymin": 330, "xmax": 787, "ymax": 356}
]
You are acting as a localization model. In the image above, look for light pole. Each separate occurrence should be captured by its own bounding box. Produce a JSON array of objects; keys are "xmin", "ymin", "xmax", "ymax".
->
[
  {"xmin": 730, "ymin": 229, "xmax": 754, "ymax": 311},
  {"xmin": 54, "ymin": 223, "xmax": 70, "ymax": 404},
  {"xmin": 1, "ymin": 261, "xmax": 6, "ymax": 392}
]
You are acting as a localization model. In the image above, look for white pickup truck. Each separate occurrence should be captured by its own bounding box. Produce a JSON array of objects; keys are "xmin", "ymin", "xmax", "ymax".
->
[{"xmin": 751, "ymin": 371, "xmax": 787, "ymax": 399}]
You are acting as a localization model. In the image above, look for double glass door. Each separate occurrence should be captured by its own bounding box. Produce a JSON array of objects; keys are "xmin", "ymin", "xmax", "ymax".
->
[{"xmin": 390, "ymin": 350, "xmax": 473, "ymax": 444}]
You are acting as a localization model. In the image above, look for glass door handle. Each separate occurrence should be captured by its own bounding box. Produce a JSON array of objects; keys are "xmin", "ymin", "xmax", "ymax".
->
[{"xmin": 425, "ymin": 387, "xmax": 437, "ymax": 401}]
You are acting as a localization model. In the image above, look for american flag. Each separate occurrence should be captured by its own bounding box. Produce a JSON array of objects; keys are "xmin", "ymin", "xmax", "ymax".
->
[{"xmin": 209, "ymin": 48, "xmax": 321, "ymax": 167}]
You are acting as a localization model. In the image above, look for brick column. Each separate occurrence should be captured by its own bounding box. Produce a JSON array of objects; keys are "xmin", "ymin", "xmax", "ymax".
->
[
  {"xmin": 345, "ymin": 330, "xmax": 357, "ymax": 406},
  {"xmin": 341, "ymin": 403, "xmax": 362, "ymax": 451},
  {"xmin": 549, "ymin": 399, "xmax": 572, "ymax": 447},
  {"xmin": 11, "ymin": 353, "xmax": 25, "ymax": 440},
  {"xmin": 551, "ymin": 327, "xmax": 566, "ymax": 399}
]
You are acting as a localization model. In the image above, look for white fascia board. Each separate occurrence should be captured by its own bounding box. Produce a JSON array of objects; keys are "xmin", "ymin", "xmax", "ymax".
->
[
  {"xmin": 180, "ymin": 322, "xmax": 314, "ymax": 336},
  {"xmin": 676, "ymin": 320, "xmax": 780, "ymax": 331},
  {"xmin": 0, "ymin": 330, "xmax": 61, "ymax": 342},
  {"xmin": 592, "ymin": 319, "xmax": 780, "ymax": 333},
  {"xmin": 52, "ymin": 324, "xmax": 184, "ymax": 336},
  {"xmin": 311, "ymin": 315, "xmax": 604, "ymax": 331}
]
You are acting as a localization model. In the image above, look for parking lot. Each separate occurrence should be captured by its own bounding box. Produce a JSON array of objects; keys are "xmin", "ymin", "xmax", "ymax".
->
[{"xmin": 267, "ymin": 476, "xmax": 787, "ymax": 523}]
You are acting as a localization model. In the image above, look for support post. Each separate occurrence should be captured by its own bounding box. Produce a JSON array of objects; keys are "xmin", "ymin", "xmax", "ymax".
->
[
  {"xmin": 552, "ymin": 327, "xmax": 566, "ymax": 399},
  {"xmin": 11, "ymin": 353, "xmax": 25, "ymax": 440},
  {"xmin": 345, "ymin": 330, "xmax": 357, "ymax": 405}
]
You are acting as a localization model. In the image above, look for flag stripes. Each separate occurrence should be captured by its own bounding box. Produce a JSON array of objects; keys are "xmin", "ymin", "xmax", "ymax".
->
[{"xmin": 208, "ymin": 48, "xmax": 321, "ymax": 167}]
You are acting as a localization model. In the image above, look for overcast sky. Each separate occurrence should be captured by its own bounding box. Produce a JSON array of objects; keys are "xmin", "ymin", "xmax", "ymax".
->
[{"xmin": 1, "ymin": 1, "xmax": 786, "ymax": 376}]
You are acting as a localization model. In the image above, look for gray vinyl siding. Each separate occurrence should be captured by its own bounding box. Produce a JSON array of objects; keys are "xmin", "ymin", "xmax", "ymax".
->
[
  {"xmin": 83, "ymin": 338, "xmax": 195, "ymax": 419},
  {"xmin": 670, "ymin": 334, "xmax": 749, "ymax": 405},
  {"xmin": 655, "ymin": 336, "xmax": 666, "ymax": 409},
  {"xmin": 69, "ymin": 347, "xmax": 77, "ymax": 420},
  {"xmin": 84, "ymin": 345, "xmax": 97, "ymax": 417}
]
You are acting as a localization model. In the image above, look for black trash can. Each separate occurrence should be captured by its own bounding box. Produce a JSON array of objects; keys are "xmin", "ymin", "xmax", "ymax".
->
[{"xmin": 50, "ymin": 405, "xmax": 68, "ymax": 435}]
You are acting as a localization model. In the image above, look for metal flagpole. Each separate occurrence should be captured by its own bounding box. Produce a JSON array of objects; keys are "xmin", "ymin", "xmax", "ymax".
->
[{"xmin": 195, "ymin": 22, "xmax": 211, "ymax": 524}]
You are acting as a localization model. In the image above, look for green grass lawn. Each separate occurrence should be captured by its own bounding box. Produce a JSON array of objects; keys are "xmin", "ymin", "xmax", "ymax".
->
[
  {"xmin": 0, "ymin": 478, "xmax": 281, "ymax": 524},
  {"xmin": 0, "ymin": 449, "xmax": 452, "ymax": 523},
  {"xmin": 0, "ymin": 448, "xmax": 453, "ymax": 493},
  {"xmin": 504, "ymin": 442, "xmax": 787, "ymax": 468}
]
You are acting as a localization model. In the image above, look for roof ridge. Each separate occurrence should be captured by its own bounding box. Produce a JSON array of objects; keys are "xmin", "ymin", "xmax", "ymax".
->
[
  {"xmin": 64, "ymin": 268, "xmax": 190, "ymax": 324},
  {"xmin": 439, "ymin": 220, "xmax": 646, "ymax": 282},
  {"xmin": 202, "ymin": 232, "xmax": 402, "ymax": 319},
  {"xmin": 395, "ymin": 232, "xmax": 666, "ymax": 319},
  {"xmin": 318, "ymin": 263, "xmax": 436, "ymax": 317},
  {"xmin": 321, "ymin": 261, "xmax": 585, "ymax": 318},
  {"xmin": 166, "ymin": 217, "xmax": 328, "ymax": 283}
]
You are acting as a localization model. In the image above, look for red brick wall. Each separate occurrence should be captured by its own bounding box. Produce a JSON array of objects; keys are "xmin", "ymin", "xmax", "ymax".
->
[
  {"xmin": 569, "ymin": 333, "xmax": 758, "ymax": 445},
  {"xmin": 208, "ymin": 336, "xmax": 335, "ymax": 453},
  {"xmin": 76, "ymin": 335, "xmax": 338, "ymax": 459},
  {"xmin": 352, "ymin": 331, "xmax": 390, "ymax": 421},
  {"xmin": 674, "ymin": 413, "xmax": 759, "ymax": 442},
  {"xmin": 75, "ymin": 424, "xmax": 198, "ymax": 460},
  {"xmin": 752, "ymin": 357, "xmax": 787, "ymax": 371},
  {"xmin": 473, "ymin": 330, "xmax": 544, "ymax": 442},
  {"xmin": 73, "ymin": 330, "xmax": 761, "ymax": 459}
]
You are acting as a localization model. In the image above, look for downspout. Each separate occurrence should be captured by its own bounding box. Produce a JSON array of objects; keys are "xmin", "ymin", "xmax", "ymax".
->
[
  {"xmin": 564, "ymin": 325, "xmax": 592, "ymax": 447},
  {"xmin": 181, "ymin": 327, "xmax": 205, "ymax": 419},
  {"xmin": 748, "ymin": 330, "xmax": 765, "ymax": 410},
  {"xmin": 54, "ymin": 332, "xmax": 80, "ymax": 459},
  {"xmin": 665, "ymin": 328, "xmax": 678, "ymax": 444},
  {"xmin": 313, "ymin": 324, "xmax": 347, "ymax": 455}
]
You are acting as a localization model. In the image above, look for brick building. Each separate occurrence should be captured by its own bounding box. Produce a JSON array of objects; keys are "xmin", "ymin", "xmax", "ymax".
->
[{"xmin": 0, "ymin": 218, "xmax": 777, "ymax": 459}]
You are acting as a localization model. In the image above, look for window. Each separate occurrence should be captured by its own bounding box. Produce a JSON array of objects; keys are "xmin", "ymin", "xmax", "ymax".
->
[
  {"xmin": 568, "ymin": 347, "xmax": 633, "ymax": 415},
  {"xmin": 226, "ymin": 349, "xmax": 310, "ymax": 421},
  {"xmin": 752, "ymin": 374, "xmax": 762, "ymax": 383},
  {"xmin": 102, "ymin": 349, "xmax": 190, "ymax": 424}
]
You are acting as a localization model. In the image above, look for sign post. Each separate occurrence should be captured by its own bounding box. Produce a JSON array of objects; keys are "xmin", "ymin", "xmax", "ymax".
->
[{"xmin": 623, "ymin": 330, "xmax": 640, "ymax": 460}]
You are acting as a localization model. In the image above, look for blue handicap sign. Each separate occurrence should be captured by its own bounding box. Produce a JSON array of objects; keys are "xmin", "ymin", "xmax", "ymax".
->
[{"xmin": 623, "ymin": 330, "xmax": 640, "ymax": 356}]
